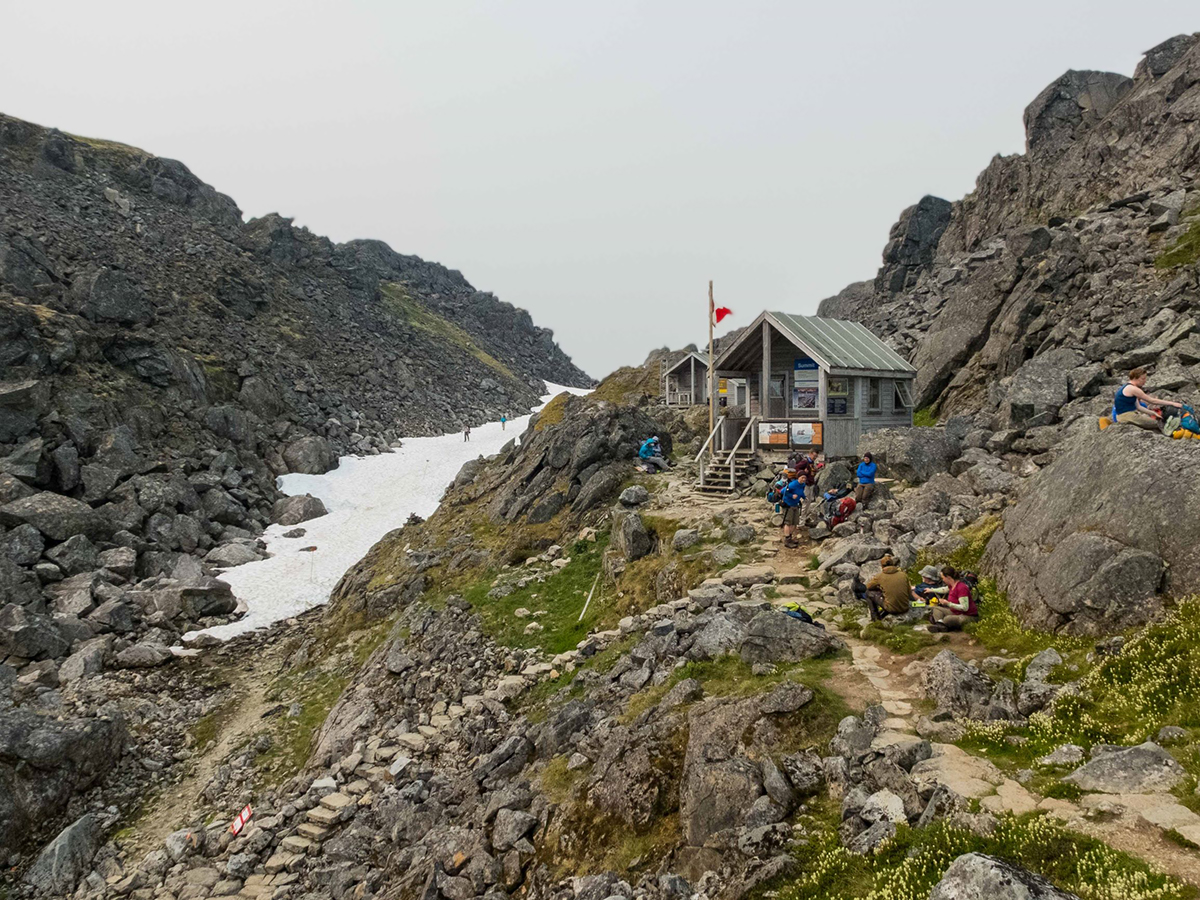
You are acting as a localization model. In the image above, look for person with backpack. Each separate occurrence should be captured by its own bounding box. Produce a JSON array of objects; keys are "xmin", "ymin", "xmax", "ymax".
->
[
  {"xmin": 910, "ymin": 564, "xmax": 949, "ymax": 606},
  {"xmin": 794, "ymin": 449, "xmax": 818, "ymax": 506},
  {"xmin": 638, "ymin": 436, "xmax": 670, "ymax": 473},
  {"xmin": 463, "ymin": 423, "xmax": 471, "ymax": 442},
  {"xmin": 1113, "ymin": 367, "xmax": 1183, "ymax": 431},
  {"xmin": 865, "ymin": 555, "xmax": 911, "ymax": 620},
  {"xmin": 855, "ymin": 452, "xmax": 877, "ymax": 508},
  {"xmin": 780, "ymin": 470, "xmax": 805, "ymax": 549},
  {"xmin": 927, "ymin": 565, "xmax": 977, "ymax": 632}
]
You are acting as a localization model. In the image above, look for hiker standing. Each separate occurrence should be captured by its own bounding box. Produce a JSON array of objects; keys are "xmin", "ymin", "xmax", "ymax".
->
[
  {"xmin": 501, "ymin": 414, "xmax": 507, "ymax": 431},
  {"xmin": 855, "ymin": 452, "xmax": 877, "ymax": 508},
  {"xmin": 1113, "ymin": 366, "xmax": 1182, "ymax": 430},
  {"xmin": 927, "ymin": 566, "xmax": 977, "ymax": 632},
  {"xmin": 463, "ymin": 424, "xmax": 471, "ymax": 442},
  {"xmin": 780, "ymin": 471, "xmax": 804, "ymax": 549},
  {"xmin": 638, "ymin": 436, "xmax": 670, "ymax": 473},
  {"xmin": 796, "ymin": 450, "xmax": 818, "ymax": 505},
  {"xmin": 865, "ymin": 554, "xmax": 911, "ymax": 621}
]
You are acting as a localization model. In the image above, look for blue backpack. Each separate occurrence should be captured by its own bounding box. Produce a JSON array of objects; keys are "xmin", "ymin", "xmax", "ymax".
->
[{"xmin": 1181, "ymin": 404, "xmax": 1200, "ymax": 434}]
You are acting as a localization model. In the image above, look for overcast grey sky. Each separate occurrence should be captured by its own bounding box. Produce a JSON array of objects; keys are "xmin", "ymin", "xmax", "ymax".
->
[{"xmin": 2, "ymin": 2, "xmax": 1195, "ymax": 378}]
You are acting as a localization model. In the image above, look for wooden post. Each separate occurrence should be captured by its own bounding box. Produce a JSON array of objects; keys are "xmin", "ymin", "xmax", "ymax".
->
[
  {"xmin": 707, "ymin": 281, "xmax": 715, "ymax": 441},
  {"xmin": 761, "ymin": 320, "xmax": 771, "ymax": 424}
]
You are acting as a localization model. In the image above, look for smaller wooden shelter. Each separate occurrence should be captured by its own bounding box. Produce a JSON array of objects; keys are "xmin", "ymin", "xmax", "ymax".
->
[{"xmin": 661, "ymin": 350, "xmax": 709, "ymax": 408}]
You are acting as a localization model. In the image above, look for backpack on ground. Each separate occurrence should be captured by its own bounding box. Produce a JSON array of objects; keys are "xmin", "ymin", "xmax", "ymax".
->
[
  {"xmin": 823, "ymin": 495, "xmax": 856, "ymax": 528},
  {"xmin": 781, "ymin": 600, "xmax": 823, "ymax": 629},
  {"xmin": 1181, "ymin": 404, "xmax": 1200, "ymax": 434}
]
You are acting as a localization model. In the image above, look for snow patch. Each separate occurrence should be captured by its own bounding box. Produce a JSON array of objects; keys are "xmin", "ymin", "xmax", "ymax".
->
[{"xmin": 184, "ymin": 382, "xmax": 590, "ymax": 643}]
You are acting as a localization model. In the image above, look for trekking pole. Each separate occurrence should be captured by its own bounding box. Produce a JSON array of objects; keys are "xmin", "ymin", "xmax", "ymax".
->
[{"xmin": 578, "ymin": 571, "xmax": 602, "ymax": 623}]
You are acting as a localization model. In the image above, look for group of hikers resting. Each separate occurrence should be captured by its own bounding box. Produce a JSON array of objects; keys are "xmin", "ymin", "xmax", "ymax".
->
[
  {"xmin": 861, "ymin": 557, "xmax": 978, "ymax": 632},
  {"xmin": 769, "ymin": 449, "xmax": 876, "ymax": 549}
]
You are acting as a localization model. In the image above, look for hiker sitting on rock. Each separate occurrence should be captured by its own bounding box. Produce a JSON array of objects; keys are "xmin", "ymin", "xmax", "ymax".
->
[
  {"xmin": 1113, "ymin": 366, "xmax": 1182, "ymax": 431},
  {"xmin": 927, "ymin": 565, "xmax": 977, "ymax": 632},
  {"xmin": 780, "ymin": 470, "xmax": 804, "ymax": 550},
  {"xmin": 638, "ymin": 436, "xmax": 670, "ymax": 473},
  {"xmin": 855, "ymin": 452, "xmax": 877, "ymax": 507},
  {"xmin": 911, "ymin": 564, "xmax": 949, "ymax": 606},
  {"xmin": 865, "ymin": 554, "xmax": 911, "ymax": 621}
]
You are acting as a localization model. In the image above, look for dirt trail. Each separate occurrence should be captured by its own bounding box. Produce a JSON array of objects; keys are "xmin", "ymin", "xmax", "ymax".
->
[{"xmin": 126, "ymin": 638, "xmax": 291, "ymax": 855}]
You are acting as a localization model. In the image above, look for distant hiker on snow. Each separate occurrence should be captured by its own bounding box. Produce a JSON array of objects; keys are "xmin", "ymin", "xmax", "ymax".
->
[
  {"xmin": 1112, "ymin": 366, "xmax": 1183, "ymax": 431},
  {"xmin": 855, "ymin": 452, "xmax": 877, "ymax": 508},
  {"xmin": 638, "ymin": 436, "xmax": 670, "ymax": 473},
  {"xmin": 501, "ymin": 414, "xmax": 507, "ymax": 431},
  {"xmin": 463, "ymin": 424, "xmax": 471, "ymax": 442}
]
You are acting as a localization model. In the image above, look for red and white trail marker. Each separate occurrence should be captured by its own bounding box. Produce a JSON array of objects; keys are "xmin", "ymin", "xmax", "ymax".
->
[{"xmin": 229, "ymin": 804, "xmax": 254, "ymax": 835}]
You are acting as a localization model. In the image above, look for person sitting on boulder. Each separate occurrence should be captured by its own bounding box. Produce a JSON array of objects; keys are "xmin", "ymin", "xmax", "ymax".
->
[
  {"xmin": 927, "ymin": 565, "xmax": 977, "ymax": 632},
  {"xmin": 911, "ymin": 564, "xmax": 949, "ymax": 606},
  {"xmin": 855, "ymin": 452, "xmax": 877, "ymax": 507},
  {"xmin": 638, "ymin": 436, "xmax": 670, "ymax": 473},
  {"xmin": 780, "ymin": 470, "xmax": 805, "ymax": 550},
  {"xmin": 1112, "ymin": 366, "xmax": 1182, "ymax": 431},
  {"xmin": 865, "ymin": 554, "xmax": 911, "ymax": 621}
]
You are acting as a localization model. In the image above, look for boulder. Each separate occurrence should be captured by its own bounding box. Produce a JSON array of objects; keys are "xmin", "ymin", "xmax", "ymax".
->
[
  {"xmin": 44, "ymin": 534, "xmax": 98, "ymax": 575},
  {"xmin": 612, "ymin": 510, "xmax": 653, "ymax": 562},
  {"xmin": 930, "ymin": 853, "xmax": 1080, "ymax": 899},
  {"xmin": 680, "ymin": 698, "xmax": 764, "ymax": 845},
  {"xmin": 1004, "ymin": 349, "xmax": 1085, "ymax": 428},
  {"xmin": 672, "ymin": 528, "xmax": 700, "ymax": 552},
  {"xmin": 924, "ymin": 650, "xmax": 995, "ymax": 720},
  {"xmin": 618, "ymin": 485, "xmax": 650, "ymax": 506},
  {"xmin": 983, "ymin": 428, "xmax": 1190, "ymax": 634},
  {"xmin": 1024, "ymin": 70, "xmax": 1132, "ymax": 162},
  {"xmin": 0, "ymin": 604, "xmax": 69, "ymax": 660},
  {"xmin": 205, "ymin": 541, "xmax": 261, "ymax": 568},
  {"xmin": 1063, "ymin": 742, "xmax": 1186, "ymax": 794},
  {"xmin": 859, "ymin": 427, "xmax": 961, "ymax": 483},
  {"xmin": 81, "ymin": 268, "xmax": 155, "ymax": 324},
  {"xmin": 114, "ymin": 641, "xmax": 173, "ymax": 668},
  {"xmin": 23, "ymin": 813, "xmax": 101, "ymax": 896},
  {"xmin": 0, "ymin": 708, "xmax": 125, "ymax": 850},
  {"xmin": 282, "ymin": 435, "xmax": 336, "ymax": 475},
  {"xmin": 0, "ymin": 379, "xmax": 49, "ymax": 443},
  {"xmin": 270, "ymin": 493, "xmax": 328, "ymax": 526},
  {"xmin": 0, "ymin": 492, "xmax": 109, "ymax": 542},
  {"xmin": 738, "ymin": 611, "xmax": 841, "ymax": 665}
]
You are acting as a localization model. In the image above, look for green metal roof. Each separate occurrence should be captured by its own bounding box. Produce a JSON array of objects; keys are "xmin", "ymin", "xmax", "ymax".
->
[{"xmin": 769, "ymin": 312, "xmax": 915, "ymax": 376}]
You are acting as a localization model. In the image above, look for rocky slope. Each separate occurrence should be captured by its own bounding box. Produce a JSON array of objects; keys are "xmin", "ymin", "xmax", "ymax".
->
[{"xmin": 0, "ymin": 111, "xmax": 590, "ymax": 707}]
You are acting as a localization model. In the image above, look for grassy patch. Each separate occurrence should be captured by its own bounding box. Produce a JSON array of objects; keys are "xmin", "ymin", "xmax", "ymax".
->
[
  {"xmin": 770, "ymin": 811, "xmax": 1195, "ymax": 900},
  {"xmin": 189, "ymin": 696, "xmax": 239, "ymax": 754},
  {"xmin": 539, "ymin": 754, "xmax": 587, "ymax": 804},
  {"xmin": 590, "ymin": 363, "xmax": 661, "ymax": 405},
  {"xmin": 535, "ymin": 393, "xmax": 569, "ymax": 430},
  {"xmin": 958, "ymin": 599, "xmax": 1200, "ymax": 783},
  {"xmin": 621, "ymin": 653, "xmax": 853, "ymax": 740},
  {"xmin": 861, "ymin": 620, "xmax": 937, "ymax": 654},
  {"xmin": 912, "ymin": 406, "xmax": 938, "ymax": 427},
  {"xmin": 467, "ymin": 536, "xmax": 618, "ymax": 656},
  {"xmin": 1155, "ymin": 210, "xmax": 1200, "ymax": 269},
  {"xmin": 381, "ymin": 283, "xmax": 517, "ymax": 382}
]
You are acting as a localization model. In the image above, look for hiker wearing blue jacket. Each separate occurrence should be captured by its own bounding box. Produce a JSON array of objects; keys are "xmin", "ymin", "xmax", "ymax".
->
[
  {"xmin": 781, "ymin": 472, "xmax": 804, "ymax": 549},
  {"xmin": 855, "ymin": 452, "xmax": 877, "ymax": 508},
  {"xmin": 638, "ymin": 436, "xmax": 670, "ymax": 473}
]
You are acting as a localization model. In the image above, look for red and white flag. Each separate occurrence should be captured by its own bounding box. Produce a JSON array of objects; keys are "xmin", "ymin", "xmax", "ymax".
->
[{"xmin": 230, "ymin": 804, "xmax": 254, "ymax": 835}]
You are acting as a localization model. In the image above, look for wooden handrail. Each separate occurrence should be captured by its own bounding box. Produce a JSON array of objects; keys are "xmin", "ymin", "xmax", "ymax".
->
[
  {"xmin": 695, "ymin": 415, "xmax": 726, "ymax": 462},
  {"xmin": 727, "ymin": 416, "xmax": 758, "ymax": 489}
]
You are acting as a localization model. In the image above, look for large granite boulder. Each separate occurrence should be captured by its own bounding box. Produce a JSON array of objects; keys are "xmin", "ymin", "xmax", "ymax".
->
[
  {"xmin": 1003, "ymin": 348, "xmax": 1085, "ymax": 428},
  {"xmin": 982, "ymin": 428, "xmax": 1195, "ymax": 634},
  {"xmin": 1063, "ymin": 742, "xmax": 1186, "ymax": 794},
  {"xmin": 282, "ymin": 435, "xmax": 336, "ymax": 475},
  {"xmin": 874, "ymin": 195, "xmax": 953, "ymax": 294},
  {"xmin": 738, "ymin": 611, "xmax": 841, "ymax": 665},
  {"xmin": 930, "ymin": 853, "xmax": 1080, "ymax": 899},
  {"xmin": 1024, "ymin": 70, "xmax": 1133, "ymax": 162},
  {"xmin": 0, "ymin": 491, "xmax": 109, "ymax": 541},
  {"xmin": 23, "ymin": 813, "xmax": 101, "ymax": 895},
  {"xmin": 0, "ymin": 709, "xmax": 125, "ymax": 850},
  {"xmin": 858, "ymin": 427, "xmax": 961, "ymax": 483}
]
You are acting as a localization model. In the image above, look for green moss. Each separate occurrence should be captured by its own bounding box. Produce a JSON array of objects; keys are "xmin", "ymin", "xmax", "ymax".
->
[
  {"xmin": 189, "ymin": 698, "xmax": 238, "ymax": 754},
  {"xmin": 912, "ymin": 406, "xmax": 939, "ymax": 427},
  {"xmin": 590, "ymin": 363, "xmax": 661, "ymax": 405},
  {"xmin": 534, "ymin": 393, "xmax": 569, "ymax": 430},
  {"xmin": 1155, "ymin": 211, "xmax": 1200, "ymax": 269},
  {"xmin": 860, "ymin": 620, "xmax": 936, "ymax": 655},
  {"xmin": 381, "ymin": 283, "xmax": 517, "ymax": 382},
  {"xmin": 539, "ymin": 755, "xmax": 587, "ymax": 804}
]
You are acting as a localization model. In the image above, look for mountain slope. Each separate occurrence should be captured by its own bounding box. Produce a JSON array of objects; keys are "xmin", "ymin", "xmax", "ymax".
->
[{"xmin": 819, "ymin": 34, "xmax": 1200, "ymax": 424}]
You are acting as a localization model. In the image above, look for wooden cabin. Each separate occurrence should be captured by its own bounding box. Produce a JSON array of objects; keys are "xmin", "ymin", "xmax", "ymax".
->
[
  {"xmin": 707, "ymin": 312, "xmax": 916, "ymax": 459},
  {"xmin": 661, "ymin": 350, "xmax": 709, "ymax": 408}
]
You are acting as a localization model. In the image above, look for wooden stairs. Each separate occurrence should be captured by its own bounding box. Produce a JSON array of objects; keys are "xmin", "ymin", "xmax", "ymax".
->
[{"xmin": 695, "ymin": 448, "xmax": 759, "ymax": 494}]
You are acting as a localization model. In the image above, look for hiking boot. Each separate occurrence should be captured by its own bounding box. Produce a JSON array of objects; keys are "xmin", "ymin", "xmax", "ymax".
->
[{"xmin": 927, "ymin": 623, "xmax": 948, "ymax": 633}]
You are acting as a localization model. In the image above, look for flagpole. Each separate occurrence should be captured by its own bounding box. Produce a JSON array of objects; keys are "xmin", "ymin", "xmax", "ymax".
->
[{"xmin": 708, "ymin": 280, "xmax": 715, "ymax": 440}]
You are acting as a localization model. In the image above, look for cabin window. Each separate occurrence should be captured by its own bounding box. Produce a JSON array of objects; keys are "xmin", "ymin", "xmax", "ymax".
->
[
  {"xmin": 868, "ymin": 378, "xmax": 882, "ymax": 413},
  {"xmin": 894, "ymin": 380, "xmax": 913, "ymax": 410}
]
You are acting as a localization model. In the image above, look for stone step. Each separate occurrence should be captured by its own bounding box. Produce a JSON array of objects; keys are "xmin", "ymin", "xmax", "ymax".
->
[
  {"xmin": 297, "ymin": 822, "xmax": 330, "ymax": 841},
  {"xmin": 280, "ymin": 835, "xmax": 315, "ymax": 855},
  {"xmin": 319, "ymin": 792, "xmax": 354, "ymax": 811},
  {"xmin": 306, "ymin": 806, "xmax": 340, "ymax": 826}
]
